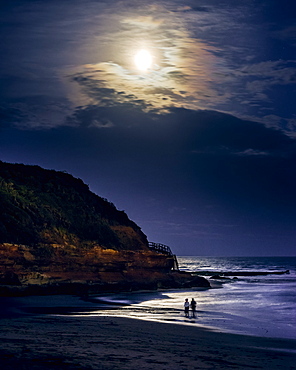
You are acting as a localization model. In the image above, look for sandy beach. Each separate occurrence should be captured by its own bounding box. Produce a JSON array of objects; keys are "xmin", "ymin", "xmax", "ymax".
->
[{"xmin": 0, "ymin": 297, "xmax": 295, "ymax": 370}]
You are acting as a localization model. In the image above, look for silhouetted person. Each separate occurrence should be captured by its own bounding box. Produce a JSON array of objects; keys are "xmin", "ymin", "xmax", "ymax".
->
[
  {"xmin": 184, "ymin": 298, "xmax": 190, "ymax": 317},
  {"xmin": 190, "ymin": 298, "xmax": 197, "ymax": 318}
]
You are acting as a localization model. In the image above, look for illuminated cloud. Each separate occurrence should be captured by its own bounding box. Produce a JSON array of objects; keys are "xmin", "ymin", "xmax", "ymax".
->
[
  {"xmin": 62, "ymin": 3, "xmax": 296, "ymax": 135},
  {"xmin": 66, "ymin": 34, "xmax": 223, "ymax": 112},
  {"xmin": 1, "ymin": 0, "xmax": 295, "ymax": 134}
]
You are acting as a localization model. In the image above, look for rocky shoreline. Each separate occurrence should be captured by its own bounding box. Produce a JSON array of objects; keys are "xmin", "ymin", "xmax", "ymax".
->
[{"xmin": 0, "ymin": 270, "xmax": 210, "ymax": 297}]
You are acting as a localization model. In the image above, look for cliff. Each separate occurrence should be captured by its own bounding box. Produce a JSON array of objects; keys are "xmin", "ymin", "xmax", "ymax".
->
[
  {"xmin": 0, "ymin": 161, "xmax": 209, "ymax": 295},
  {"xmin": 0, "ymin": 161, "xmax": 149, "ymax": 251}
]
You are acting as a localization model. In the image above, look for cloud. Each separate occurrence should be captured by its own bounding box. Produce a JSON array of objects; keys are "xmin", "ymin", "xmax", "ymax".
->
[
  {"xmin": 121, "ymin": 15, "xmax": 164, "ymax": 29},
  {"xmin": 66, "ymin": 36, "xmax": 220, "ymax": 112},
  {"xmin": 0, "ymin": 96, "xmax": 73, "ymax": 129},
  {"xmin": 60, "ymin": 105, "xmax": 296, "ymax": 217},
  {"xmin": 235, "ymin": 149, "xmax": 270, "ymax": 157},
  {"xmin": 243, "ymin": 60, "xmax": 296, "ymax": 87},
  {"xmin": 1, "ymin": 0, "xmax": 295, "ymax": 134},
  {"xmin": 175, "ymin": 6, "xmax": 210, "ymax": 13},
  {"xmin": 89, "ymin": 118, "xmax": 114, "ymax": 129},
  {"xmin": 273, "ymin": 25, "xmax": 296, "ymax": 46},
  {"xmin": 61, "ymin": 104, "xmax": 296, "ymax": 166},
  {"xmin": 62, "ymin": 5, "xmax": 295, "ymax": 133}
]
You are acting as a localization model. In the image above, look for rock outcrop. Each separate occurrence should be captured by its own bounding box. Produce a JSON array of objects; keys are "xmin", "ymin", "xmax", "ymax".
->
[{"xmin": 0, "ymin": 161, "xmax": 209, "ymax": 295}]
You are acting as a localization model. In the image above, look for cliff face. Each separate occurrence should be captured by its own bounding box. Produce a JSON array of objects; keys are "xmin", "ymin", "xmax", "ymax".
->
[{"xmin": 0, "ymin": 161, "xmax": 209, "ymax": 295}]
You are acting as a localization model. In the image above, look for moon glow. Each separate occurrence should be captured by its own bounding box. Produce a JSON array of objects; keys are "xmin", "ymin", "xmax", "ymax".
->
[{"xmin": 134, "ymin": 49, "xmax": 152, "ymax": 71}]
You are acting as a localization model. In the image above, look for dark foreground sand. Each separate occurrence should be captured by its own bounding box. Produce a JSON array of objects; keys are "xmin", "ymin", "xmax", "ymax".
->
[{"xmin": 0, "ymin": 308, "xmax": 296, "ymax": 370}]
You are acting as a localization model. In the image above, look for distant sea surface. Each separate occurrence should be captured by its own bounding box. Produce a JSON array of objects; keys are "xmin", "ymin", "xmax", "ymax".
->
[{"xmin": 85, "ymin": 256, "xmax": 296, "ymax": 339}]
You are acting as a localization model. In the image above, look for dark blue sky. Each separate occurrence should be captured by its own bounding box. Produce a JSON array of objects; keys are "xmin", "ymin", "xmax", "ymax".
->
[{"xmin": 1, "ymin": 0, "xmax": 295, "ymax": 256}]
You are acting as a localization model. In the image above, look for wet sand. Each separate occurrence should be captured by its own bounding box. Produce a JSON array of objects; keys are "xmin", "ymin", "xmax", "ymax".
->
[{"xmin": 0, "ymin": 301, "xmax": 295, "ymax": 370}]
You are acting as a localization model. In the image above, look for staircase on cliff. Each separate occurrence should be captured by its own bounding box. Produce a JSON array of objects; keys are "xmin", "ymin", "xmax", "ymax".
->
[{"xmin": 148, "ymin": 242, "xmax": 179, "ymax": 271}]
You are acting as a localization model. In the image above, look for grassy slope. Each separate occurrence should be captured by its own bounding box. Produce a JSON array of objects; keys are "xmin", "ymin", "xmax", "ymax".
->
[{"xmin": 0, "ymin": 161, "xmax": 148, "ymax": 251}]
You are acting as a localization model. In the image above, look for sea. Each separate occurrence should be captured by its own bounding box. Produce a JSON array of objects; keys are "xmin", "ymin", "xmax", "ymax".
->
[{"xmin": 79, "ymin": 256, "xmax": 296, "ymax": 340}]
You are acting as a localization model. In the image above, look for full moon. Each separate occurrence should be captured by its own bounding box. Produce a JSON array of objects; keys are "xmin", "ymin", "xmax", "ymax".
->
[{"xmin": 134, "ymin": 49, "xmax": 152, "ymax": 71}]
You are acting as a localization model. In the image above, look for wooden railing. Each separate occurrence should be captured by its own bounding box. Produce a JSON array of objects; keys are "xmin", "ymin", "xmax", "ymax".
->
[
  {"xmin": 148, "ymin": 242, "xmax": 173, "ymax": 255},
  {"xmin": 148, "ymin": 242, "xmax": 179, "ymax": 271}
]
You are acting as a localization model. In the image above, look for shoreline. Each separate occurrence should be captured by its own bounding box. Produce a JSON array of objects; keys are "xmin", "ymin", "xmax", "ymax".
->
[
  {"xmin": 0, "ymin": 296, "xmax": 296, "ymax": 369},
  {"xmin": 1, "ymin": 287, "xmax": 295, "ymax": 341},
  {"xmin": 1, "ymin": 313, "xmax": 295, "ymax": 369}
]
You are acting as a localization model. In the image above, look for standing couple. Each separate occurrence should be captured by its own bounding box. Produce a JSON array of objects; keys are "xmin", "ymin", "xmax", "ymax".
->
[{"xmin": 184, "ymin": 298, "xmax": 197, "ymax": 318}]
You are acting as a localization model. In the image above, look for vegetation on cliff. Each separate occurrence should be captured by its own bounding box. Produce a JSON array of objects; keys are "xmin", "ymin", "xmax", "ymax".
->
[{"xmin": 0, "ymin": 161, "xmax": 148, "ymax": 251}]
